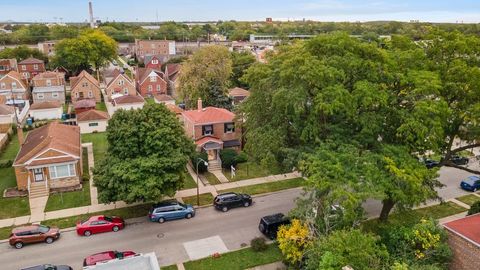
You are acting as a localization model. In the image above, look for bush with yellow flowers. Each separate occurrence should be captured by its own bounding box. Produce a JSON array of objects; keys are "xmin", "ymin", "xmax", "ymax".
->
[{"xmin": 277, "ymin": 219, "xmax": 312, "ymax": 266}]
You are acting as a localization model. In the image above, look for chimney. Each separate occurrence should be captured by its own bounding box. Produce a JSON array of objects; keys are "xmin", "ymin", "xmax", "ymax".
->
[
  {"xmin": 17, "ymin": 126, "xmax": 24, "ymax": 145},
  {"xmin": 197, "ymin": 98, "xmax": 202, "ymax": 111}
]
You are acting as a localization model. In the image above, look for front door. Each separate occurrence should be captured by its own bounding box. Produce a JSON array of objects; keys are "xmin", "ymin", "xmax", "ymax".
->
[
  {"xmin": 33, "ymin": 168, "xmax": 44, "ymax": 182},
  {"xmin": 207, "ymin": 149, "xmax": 217, "ymax": 161}
]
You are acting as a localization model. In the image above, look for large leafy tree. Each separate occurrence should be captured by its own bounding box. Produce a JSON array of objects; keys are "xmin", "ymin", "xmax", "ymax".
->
[
  {"xmin": 93, "ymin": 104, "xmax": 195, "ymax": 203},
  {"xmin": 0, "ymin": 45, "xmax": 47, "ymax": 62},
  {"xmin": 230, "ymin": 51, "xmax": 256, "ymax": 88},
  {"xmin": 179, "ymin": 45, "xmax": 232, "ymax": 109}
]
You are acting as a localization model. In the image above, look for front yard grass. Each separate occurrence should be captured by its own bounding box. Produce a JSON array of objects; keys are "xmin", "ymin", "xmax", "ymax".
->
[
  {"xmin": 223, "ymin": 162, "xmax": 285, "ymax": 181},
  {"xmin": 202, "ymin": 172, "xmax": 221, "ymax": 185},
  {"xmin": 456, "ymin": 194, "xmax": 480, "ymax": 206},
  {"xmin": 182, "ymin": 193, "xmax": 214, "ymax": 206},
  {"xmin": 44, "ymin": 181, "xmax": 91, "ymax": 212},
  {"xmin": 95, "ymin": 102, "xmax": 107, "ymax": 112},
  {"xmin": 219, "ymin": 177, "xmax": 304, "ymax": 195},
  {"xmin": 183, "ymin": 172, "xmax": 197, "ymax": 189},
  {"xmin": 81, "ymin": 132, "xmax": 108, "ymax": 163},
  {"xmin": 162, "ymin": 265, "xmax": 178, "ymax": 270},
  {"xmin": 183, "ymin": 244, "xmax": 282, "ymax": 270}
]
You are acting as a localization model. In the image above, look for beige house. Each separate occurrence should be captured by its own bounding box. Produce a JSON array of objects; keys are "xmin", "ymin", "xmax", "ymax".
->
[
  {"xmin": 0, "ymin": 71, "xmax": 29, "ymax": 101},
  {"xmin": 70, "ymin": 71, "xmax": 101, "ymax": 104},
  {"xmin": 13, "ymin": 122, "xmax": 82, "ymax": 198},
  {"xmin": 105, "ymin": 70, "xmax": 136, "ymax": 101},
  {"xmin": 77, "ymin": 109, "xmax": 109, "ymax": 134},
  {"xmin": 32, "ymin": 71, "xmax": 66, "ymax": 104}
]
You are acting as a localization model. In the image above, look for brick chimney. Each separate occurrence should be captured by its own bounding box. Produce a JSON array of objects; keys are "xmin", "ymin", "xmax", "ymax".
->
[
  {"xmin": 197, "ymin": 98, "xmax": 202, "ymax": 111},
  {"xmin": 17, "ymin": 126, "xmax": 24, "ymax": 145}
]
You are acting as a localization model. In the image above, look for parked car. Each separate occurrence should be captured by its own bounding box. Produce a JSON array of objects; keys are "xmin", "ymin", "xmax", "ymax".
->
[
  {"xmin": 424, "ymin": 159, "xmax": 440, "ymax": 169},
  {"xmin": 76, "ymin": 215, "xmax": 125, "ymax": 237},
  {"xmin": 21, "ymin": 264, "xmax": 72, "ymax": 270},
  {"xmin": 9, "ymin": 225, "xmax": 60, "ymax": 249},
  {"xmin": 451, "ymin": 155, "xmax": 469, "ymax": 165},
  {"xmin": 148, "ymin": 200, "xmax": 195, "ymax": 223},
  {"xmin": 112, "ymin": 60, "xmax": 118, "ymax": 66},
  {"xmin": 83, "ymin": 250, "xmax": 136, "ymax": 266},
  {"xmin": 460, "ymin": 176, "xmax": 480, "ymax": 192},
  {"xmin": 214, "ymin": 192, "xmax": 252, "ymax": 212},
  {"xmin": 258, "ymin": 213, "xmax": 291, "ymax": 239}
]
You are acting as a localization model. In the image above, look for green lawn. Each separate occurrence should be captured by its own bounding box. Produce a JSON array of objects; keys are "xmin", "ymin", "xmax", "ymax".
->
[
  {"xmin": 44, "ymin": 180, "xmax": 91, "ymax": 212},
  {"xmin": 202, "ymin": 172, "xmax": 221, "ymax": 185},
  {"xmin": 162, "ymin": 265, "xmax": 178, "ymax": 270},
  {"xmin": 224, "ymin": 162, "xmax": 284, "ymax": 181},
  {"xmin": 414, "ymin": 201, "xmax": 467, "ymax": 219},
  {"xmin": 456, "ymin": 194, "xmax": 480, "ymax": 206},
  {"xmin": 219, "ymin": 178, "xmax": 304, "ymax": 195},
  {"xmin": 183, "ymin": 244, "xmax": 282, "ymax": 270},
  {"xmin": 95, "ymin": 102, "xmax": 107, "ymax": 112},
  {"xmin": 81, "ymin": 132, "xmax": 108, "ymax": 164},
  {"xmin": 182, "ymin": 193, "xmax": 214, "ymax": 206},
  {"xmin": 183, "ymin": 172, "xmax": 197, "ymax": 189},
  {"xmin": 0, "ymin": 134, "xmax": 19, "ymax": 161}
]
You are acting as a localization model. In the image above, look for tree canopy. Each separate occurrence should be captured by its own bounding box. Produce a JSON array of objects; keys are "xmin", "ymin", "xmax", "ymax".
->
[
  {"xmin": 0, "ymin": 45, "xmax": 47, "ymax": 62},
  {"xmin": 93, "ymin": 104, "xmax": 195, "ymax": 203}
]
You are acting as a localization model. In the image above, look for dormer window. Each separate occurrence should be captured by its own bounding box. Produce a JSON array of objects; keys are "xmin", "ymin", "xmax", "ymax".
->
[
  {"xmin": 202, "ymin": 125, "xmax": 213, "ymax": 136},
  {"xmin": 152, "ymin": 59, "xmax": 159, "ymax": 65},
  {"xmin": 150, "ymin": 76, "xmax": 157, "ymax": 82}
]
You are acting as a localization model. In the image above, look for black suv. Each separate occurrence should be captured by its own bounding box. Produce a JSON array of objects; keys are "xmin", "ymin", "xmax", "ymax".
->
[
  {"xmin": 259, "ymin": 213, "xmax": 291, "ymax": 239},
  {"xmin": 213, "ymin": 192, "xmax": 252, "ymax": 212},
  {"xmin": 451, "ymin": 155, "xmax": 469, "ymax": 165}
]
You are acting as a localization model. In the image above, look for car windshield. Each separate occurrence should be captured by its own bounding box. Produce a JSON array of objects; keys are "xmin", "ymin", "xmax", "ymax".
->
[
  {"xmin": 38, "ymin": 225, "xmax": 50, "ymax": 233},
  {"xmin": 179, "ymin": 202, "xmax": 187, "ymax": 208}
]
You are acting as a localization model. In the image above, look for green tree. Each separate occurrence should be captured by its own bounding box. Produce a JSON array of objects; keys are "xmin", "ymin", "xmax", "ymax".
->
[
  {"xmin": 179, "ymin": 45, "xmax": 232, "ymax": 108},
  {"xmin": 230, "ymin": 51, "xmax": 255, "ymax": 88},
  {"xmin": 93, "ymin": 104, "xmax": 195, "ymax": 203},
  {"xmin": 0, "ymin": 45, "xmax": 47, "ymax": 62}
]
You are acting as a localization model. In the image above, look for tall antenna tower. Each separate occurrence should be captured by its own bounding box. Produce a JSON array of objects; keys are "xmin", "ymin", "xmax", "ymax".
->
[{"xmin": 89, "ymin": 1, "xmax": 95, "ymax": 28}]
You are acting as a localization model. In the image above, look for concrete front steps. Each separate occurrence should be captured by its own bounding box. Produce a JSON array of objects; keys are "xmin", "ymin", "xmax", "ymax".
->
[
  {"xmin": 207, "ymin": 161, "xmax": 222, "ymax": 172},
  {"xmin": 29, "ymin": 183, "xmax": 49, "ymax": 198}
]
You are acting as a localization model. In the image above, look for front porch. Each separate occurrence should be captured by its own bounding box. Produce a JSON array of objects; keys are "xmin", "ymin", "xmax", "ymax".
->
[
  {"xmin": 25, "ymin": 162, "xmax": 81, "ymax": 198},
  {"xmin": 195, "ymin": 136, "xmax": 223, "ymax": 172}
]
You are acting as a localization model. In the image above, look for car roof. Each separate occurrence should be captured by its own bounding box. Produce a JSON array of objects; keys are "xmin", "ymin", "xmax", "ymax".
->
[
  {"xmin": 466, "ymin": 176, "xmax": 480, "ymax": 181},
  {"xmin": 87, "ymin": 251, "xmax": 116, "ymax": 262},
  {"xmin": 89, "ymin": 215, "xmax": 106, "ymax": 221},
  {"xmin": 12, "ymin": 225, "xmax": 39, "ymax": 233},
  {"xmin": 152, "ymin": 200, "xmax": 180, "ymax": 208},
  {"xmin": 217, "ymin": 192, "xmax": 238, "ymax": 198},
  {"xmin": 261, "ymin": 213, "xmax": 287, "ymax": 225}
]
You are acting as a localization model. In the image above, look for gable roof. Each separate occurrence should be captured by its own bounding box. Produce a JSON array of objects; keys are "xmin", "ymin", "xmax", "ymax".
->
[
  {"xmin": 229, "ymin": 87, "xmax": 250, "ymax": 97},
  {"xmin": 32, "ymin": 71, "xmax": 64, "ymax": 81},
  {"xmin": 19, "ymin": 57, "xmax": 44, "ymax": 65},
  {"xmin": 0, "ymin": 104, "xmax": 15, "ymax": 115},
  {"xmin": 73, "ymin": 99, "xmax": 96, "ymax": 109},
  {"xmin": 30, "ymin": 101, "xmax": 62, "ymax": 110},
  {"xmin": 77, "ymin": 109, "xmax": 109, "ymax": 122},
  {"xmin": 70, "ymin": 70, "xmax": 100, "ymax": 89},
  {"xmin": 136, "ymin": 68, "xmax": 166, "ymax": 85},
  {"xmin": 166, "ymin": 104, "xmax": 184, "ymax": 114},
  {"xmin": 106, "ymin": 70, "xmax": 134, "ymax": 89},
  {"xmin": 165, "ymin": 64, "xmax": 181, "ymax": 81},
  {"xmin": 113, "ymin": 95, "xmax": 145, "ymax": 105},
  {"xmin": 153, "ymin": 94, "xmax": 174, "ymax": 102},
  {"xmin": 182, "ymin": 107, "xmax": 235, "ymax": 125},
  {"xmin": 13, "ymin": 122, "xmax": 80, "ymax": 166},
  {"xmin": 0, "ymin": 71, "xmax": 28, "ymax": 89}
]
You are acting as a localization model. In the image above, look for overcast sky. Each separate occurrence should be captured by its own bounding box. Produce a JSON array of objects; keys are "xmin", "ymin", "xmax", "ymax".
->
[{"xmin": 1, "ymin": 0, "xmax": 479, "ymax": 23}]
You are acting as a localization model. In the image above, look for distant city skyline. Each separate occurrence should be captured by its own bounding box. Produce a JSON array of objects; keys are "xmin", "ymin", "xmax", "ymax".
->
[{"xmin": 0, "ymin": 0, "xmax": 479, "ymax": 23}]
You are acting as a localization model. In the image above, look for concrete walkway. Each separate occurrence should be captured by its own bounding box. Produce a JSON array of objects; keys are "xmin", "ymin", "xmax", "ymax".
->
[
  {"xmin": 247, "ymin": 262, "xmax": 286, "ymax": 270},
  {"xmin": 211, "ymin": 170, "xmax": 229, "ymax": 183},
  {"xmin": 28, "ymin": 196, "xmax": 49, "ymax": 223},
  {"xmin": 82, "ymin": 143, "xmax": 99, "ymax": 205}
]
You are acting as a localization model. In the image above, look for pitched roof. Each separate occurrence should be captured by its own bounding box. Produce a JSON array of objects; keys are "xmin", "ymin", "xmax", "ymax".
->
[
  {"xmin": 2, "ymin": 71, "xmax": 28, "ymax": 89},
  {"xmin": 106, "ymin": 70, "xmax": 133, "ymax": 88},
  {"xmin": 154, "ymin": 94, "xmax": 174, "ymax": 102},
  {"xmin": 70, "ymin": 70, "xmax": 99, "ymax": 89},
  {"xmin": 444, "ymin": 213, "xmax": 480, "ymax": 247},
  {"xmin": 18, "ymin": 57, "xmax": 44, "ymax": 65},
  {"xmin": 166, "ymin": 64, "xmax": 181, "ymax": 81},
  {"xmin": 195, "ymin": 136, "xmax": 224, "ymax": 147},
  {"xmin": 0, "ymin": 104, "xmax": 14, "ymax": 115},
  {"xmin": 77, "ymin": 109, "xmax": 109, "ymax": 122},
  {"xmin": 136, "ymin": 68, "xmax": 166, "ymax": 85},
  {"xmin": 113, "ymin": 95, "xmax": 145, "ymax": 105},
  {"xmin": 166, "ymin": 104, "xmax": 184, "ymax": 114},
  {"xmin": 13, "ymin": 122, "xmax": 80, "ymax": 165},
  {"xmin": 32, "ymin": 71, "xmax": 64, "ymax": 81},
  {"xmin": 229, "ymin": 87, "xmax": 250, "ymax": 97},
  {"xmin": 30, "ymin": 101, "xmax": 62, "ymax": 110},
  {"xmin": 182, "ymin": 107, "xmax": 235, "ymax": 125},
  {"xmin": 73, "ymin": 99, "xmax": 96, "ymax": 109}
]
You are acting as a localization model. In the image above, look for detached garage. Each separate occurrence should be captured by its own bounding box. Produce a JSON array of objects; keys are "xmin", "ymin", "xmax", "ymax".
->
[
  {"xmin": 77, "ymin": 109, "xmax": 109, "ymax": 134},
  {"xmin": 29, "ymin": 101, "xmax": 63, "ymax": 120}
]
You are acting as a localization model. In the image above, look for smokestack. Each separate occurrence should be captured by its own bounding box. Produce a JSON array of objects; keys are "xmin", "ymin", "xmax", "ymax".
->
[
  {"xmin": 197, "ymin": 98, "xmax": 202, "ymax": 111},
  {"xmin": 89, "ymin": 1, "xmax": 95, "ymax": 29},
  {"xmin": 17, "ymin": 126, "xmax": 24, "ymax": 145}
]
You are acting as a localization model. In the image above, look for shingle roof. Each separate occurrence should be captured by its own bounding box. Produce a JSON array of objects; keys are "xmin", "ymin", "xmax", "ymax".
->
[
  {"xmin": 18, "ymin": 57, "xmax": 44, "ymax": 65},
  {"xmin": 113, "ymin": 95, "xmax": 144, "ymax": 105},
  {"xmin": 30, "ymin": 101, "xmax": 62, "ymax": 110},
  {"xmin": 106, "ymin": 70, "xmax": 133, "ymax": 89},
  {"xmin": 13, "ymin": 122, "xmax": 80, "ymax": 165},
  {"xmin": 195, "ymin": 136, "xmax": 224, "ymax": 147},
  {"xmin": 32, "ymin": 71, "xmax": 64, "ymax": 81},
  {"xmin": 229, "ymin": 87, "xmax": 250, "ymax": 97},
  {"xmin": 70, "ymin": 70, "xmax": 99, "ymax": 89},
  {"xmin": 0, "ymin": 104, "xmax": 14, "ymax": 115},
  {"xmin": 32, "ymin": 86, "xmax": 64, "ymax": 93},
  {"xmin": 73, "ymin": 99, "xmax": 96, "ymax": 109},
  {"xmin": 166, "ymin": 104, "xmax": 184, "ymax": 114},
  {"xmin": 182, "ymin": 107, "xmax": 235, "ymax": 125},
  {"xmin": 154, "ymin": 94, "xmax": 174, "ymax": 102},
  {"xmin": 166, "ymin": 64, "xmax": 181, "ymax": 81},
  {"xmin": 444, "ymin": 213, "xmax": 480, "ymax": 247},
  {"xmin": 2, "ymin": 71, "xmax": 28, "ymax": 89},
  {"xmin": 77, "ymin": 109, "xmax": 109, "ymax": 122},
  {"xmin": 136, "ymin": 68, "xmax": 166, "ymax": 85}
]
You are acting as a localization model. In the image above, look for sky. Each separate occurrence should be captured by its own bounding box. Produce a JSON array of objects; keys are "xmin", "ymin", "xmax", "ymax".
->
[{"xmin": 0, "ymin": 0, "xmax": 479, "ymax": 23}]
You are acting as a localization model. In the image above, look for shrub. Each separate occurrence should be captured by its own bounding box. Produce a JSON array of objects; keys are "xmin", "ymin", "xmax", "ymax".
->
[
  {"xmin": 191, "ymin": 152, "xmax": 208, "ymax": 173},
  {"xmin": 220, "ymin": 149, "xmax": 238, "ymax": 169},
  {"xmin": 0, "ymin": 159, "xmax": 12, "ymax": 168},
  {"xmin": 468, "ymin": 201, "xmax": 480, "ymax": 215},
  {"xmin": 235, "ymin": 151, "xmax": 248, "ymax": 163},
  {"xmin": 250, "ymin": 237, "xmax": 267, "ymax": 252}
]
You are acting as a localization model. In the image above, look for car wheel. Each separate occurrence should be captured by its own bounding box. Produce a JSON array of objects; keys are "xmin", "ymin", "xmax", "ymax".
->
[
  {"xmin": 222, "ymin": 206, "xmax": 228, "ymax": 212},
  {"xmin": 45, "ymin": 237, "xmax": 54, "ymax": 244},
  {"xmin": 84, "ymin": 230, "xmax": 92, "ymax": 237},
  {"xmin": 186, "ymin": 213, "xmax": 192, "ymax": 219},
  {"xmin": 14, "ymin": 242, "xmax": 23, "ymax": 249},
  {"xmin": 112, "ymin": 226, "xmax": 119, "ymax": 232},
  {"xmin": 243, "ymin": 201, "xmax": 250, "ymax": 207},
  {"xmin": 158, "ymin": 217, "xmax": 165, "ymax": 223}
]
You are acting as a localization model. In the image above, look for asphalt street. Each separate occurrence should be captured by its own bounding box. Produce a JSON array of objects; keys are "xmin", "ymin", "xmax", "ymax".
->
[{"xmin": 0, "ymin": 188, "xmax": 302, "ymax": 270}]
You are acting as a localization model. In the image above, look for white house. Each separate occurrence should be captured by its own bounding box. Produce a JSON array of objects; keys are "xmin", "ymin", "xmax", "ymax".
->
[
  {"xmin": 111, "ymin": 94, "xmax": 145, "ymax": 114},
  {"xmin": 28, "ymin": 101, "xmax": 63, "ymax": 120},
  {"xmin": 0, "ymin": 104, "xmax": 16, "ymax": 124},
  {"xmin": 77, "ymin": 109, "xmax": 109, "ymax": 134}
]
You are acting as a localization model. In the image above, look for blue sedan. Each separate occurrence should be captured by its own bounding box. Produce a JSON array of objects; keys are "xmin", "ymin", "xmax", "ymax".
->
[{"xmin": 460, "ymin": 176, "xmax": 480, "ymax": 192}]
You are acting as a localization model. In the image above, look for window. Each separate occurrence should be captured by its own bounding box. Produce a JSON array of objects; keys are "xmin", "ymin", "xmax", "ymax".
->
[
  {"xmin": 0, "ymin": 66, "xmax": 4, "ymax": 71},
  {"xmin": 0, "ymin": 83, "xmax": 4, "ymax": 89},
  {"xmin": 89, "ymin": 122, "xmax": 99, "ymax": 127},
  {"xmin": 23, "ymin": 72, "xmax": 29, "ymax": 78},
  {"xmin": 82, "ymin": 82, "xmax": 88, "ymax": 87},
  {"xmin": 11, "ymin": 82, "xmax": 16, "ymax": 89},
  {"xmin": 156, "ymin": 85, "xmax": 161, "ymax": 91},
  {"xmin": 37, "ymin": 93, "xmax": 44, "ymax": 99},
  {"xmin": 152, "ymin": 59, "xmax": 158, "ymax": 64},
  {"xmin": 150, "ymin": 76, "xmax": 157, "ymax": 82},
  {"xmin": 49, "ymin": 164, "xmax": 76, "ymax": 179},
  {"xmin": 46, "ymin": 79, "xmax": 51, "ymax": 86},
  {"xmin": 148, "ymin": 85, "xmax": 153, "ymax": 92},
  {"xmin": 151, "ymin": 44, "xmax": 155, "ymax": 48},
  {"xmin": 152, "ymin": 50, "xmax": 156, "ymax": 55},
  {"xmin": 118, "ymin": 80, "xmax": 124, "ymax": 86},
  {"xmin": 224, "ymin": 122, "xmax": 235, "ymax": 133},
  {"xmin": 75, "ymin": 92, "xmax": 79, "ymax": 98},
  {"xmin": 88, "ymin": 91, "xmax": 93, "ymax": 98},
  {"xmin": 202, "ymin": 125, "xmax": 213, "ymax": 136},
  {"xmin": 52, "ymin": 92, "xmax": 59, "ymax": 98},
  {"xmin": 21, "ymin": 65, "xmax": 26, "ymax": 71},
  {"xmin": 123, "ymin": 88, "xmax": 128, "ymax": 95},
  {"xmin": 17, "ymin": 94, "xmax": 22, "ymax": 99},
  {"xmin": 33, "ymin": 64, "xmax": 38, "ymax": 70}
]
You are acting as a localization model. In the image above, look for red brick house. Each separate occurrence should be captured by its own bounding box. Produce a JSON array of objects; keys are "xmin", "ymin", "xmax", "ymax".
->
[
  {"xmin": 18, "ymin": 57, "xmax": 46, "ymax": 81},
  {"xmin": 70, "ymin": 70, "xmax": 101, "ymax": 104},
  {"xmin": 0, "ymin": 59, "xmax": 18, "ymax": 77},
  {"xmin": 165, "ymin": 63, "xmax": 181, "ymax": 98},
  {"xmin": 144, "ymin": 55, "xmax": 162, "ymax": 70},
  {"xmin": 134, "ymin": 39, "xmax": 176, "ymax": 63},
  {"xmin": 13, "ymin": 122, "xmax": 82, "ymax": 198},
  {"xmin": 443, "ymin": 214, "xmax": 480, "ymax": 270},
  {"xmin": 135, "ymin": 68, "xmax": 168, "ymax": 97},
  {"xmin": 105, "ymin": 69, "xmax": 136, "ymax": 101},
  {"xmin": 181, "ymin": 99, "xmax": 241, "ymax": 171}
]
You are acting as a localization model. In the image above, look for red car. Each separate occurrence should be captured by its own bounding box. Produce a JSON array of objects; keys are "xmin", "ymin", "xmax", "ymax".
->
[
  {"xmin": 76, "ymin": 215, "xmax": 125, "ymax": 236},
  {"xmin": 83, "ymin": 250, "xmax": 136, "ymax": 266}
]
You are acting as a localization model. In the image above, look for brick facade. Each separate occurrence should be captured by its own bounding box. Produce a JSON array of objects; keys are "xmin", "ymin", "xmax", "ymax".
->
[
  {"xmin": 446, "ymin": 229, "xmax": 480, "ymax": 270},
  {"xmin": 18, "ymin": 58, "xmax": 46, "ymax": 81}
]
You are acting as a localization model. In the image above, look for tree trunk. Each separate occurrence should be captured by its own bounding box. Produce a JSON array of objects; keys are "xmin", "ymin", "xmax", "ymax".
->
[{"xmin": 379, "ymin": 198, "xmax": 395, "ymax": 222}]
